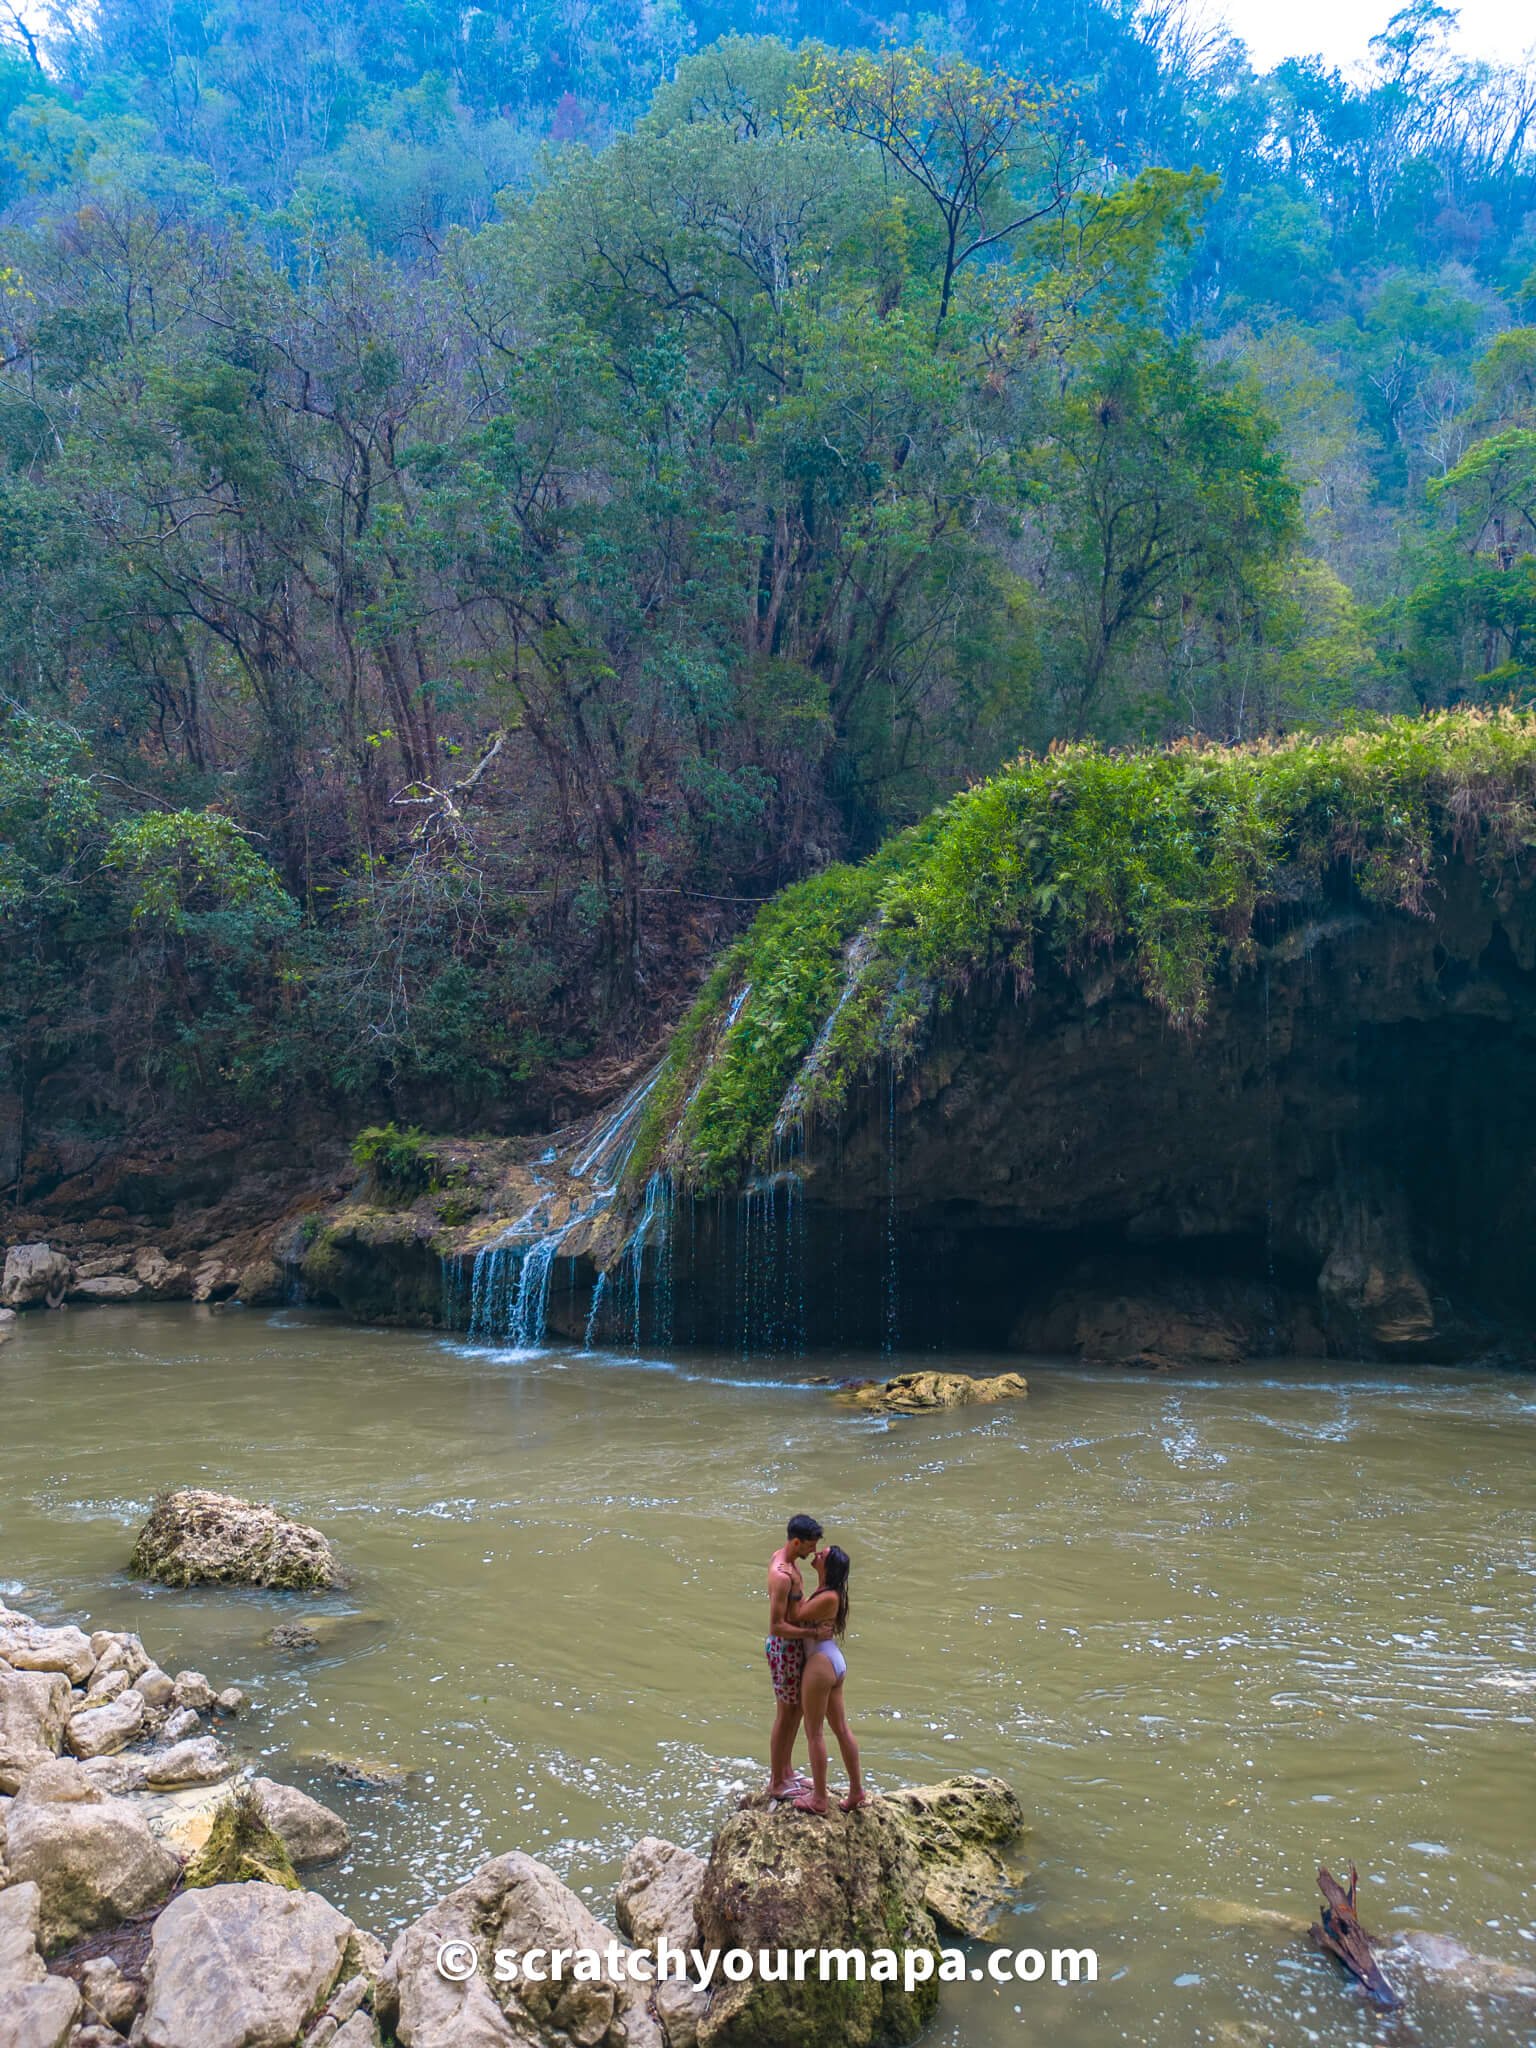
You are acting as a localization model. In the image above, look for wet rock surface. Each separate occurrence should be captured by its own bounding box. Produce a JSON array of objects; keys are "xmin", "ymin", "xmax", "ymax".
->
[
  {"xmin": 694, "ymin": 1794, "xmax": 940, "ymax": 2048},
  {"xmin": 878, "ymin": 1775, "xmax": 1028, "ymax": 1939},
  {"xmin": 130, "ymin": 1490, "xmax": 342, "ymax": 1592},
  {"xmin": 838, "ymin": 1370, "xmax": 1029, "ymax": 1414}
]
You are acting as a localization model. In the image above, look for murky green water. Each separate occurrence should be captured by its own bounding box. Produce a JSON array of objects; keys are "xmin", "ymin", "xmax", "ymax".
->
[{"xmin": 3, "ymin": 1304, "xmax": 1533, "ymax": 2045}]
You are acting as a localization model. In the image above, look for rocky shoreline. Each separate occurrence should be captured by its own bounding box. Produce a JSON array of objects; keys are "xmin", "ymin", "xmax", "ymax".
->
[{"xmin": 0, "ymin": 1580, "xmax": 1032, "ymax": 2048}]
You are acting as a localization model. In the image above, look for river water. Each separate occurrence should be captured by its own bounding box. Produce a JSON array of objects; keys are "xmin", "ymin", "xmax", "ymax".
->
[{"xmin": 2, "ymin": 1304, "xmax": 1533, "ymax": 2046}]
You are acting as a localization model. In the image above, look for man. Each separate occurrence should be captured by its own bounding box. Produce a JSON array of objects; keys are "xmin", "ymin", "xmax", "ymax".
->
[{"xmin": 766, "ymin": 1512, "xmax": 832, "ymax": 1799}]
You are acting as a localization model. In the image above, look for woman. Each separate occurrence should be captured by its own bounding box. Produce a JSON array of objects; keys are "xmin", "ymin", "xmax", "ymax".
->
[{"xmin": 792, "ymin": 1545, "xmax": 867, "ymax": 1816}]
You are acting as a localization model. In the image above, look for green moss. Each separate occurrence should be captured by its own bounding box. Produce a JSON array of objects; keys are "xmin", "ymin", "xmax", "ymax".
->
[
  {"xmin": 185, "ymin": 1785, "xmax": 300, "ymax": 1890},
  {"xmin": 646, "ymin": 710, "xmax": 1536, "ymax": 1190},
  {"xmin": 350, "ymin": 1123, "xmax": 440, "ymax": 1204}
]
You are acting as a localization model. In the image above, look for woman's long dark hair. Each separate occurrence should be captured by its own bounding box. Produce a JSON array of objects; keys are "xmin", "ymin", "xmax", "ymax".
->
[{"xmin": 822, "ymin": 1546, "xmax": 851, "ymax": 1637}]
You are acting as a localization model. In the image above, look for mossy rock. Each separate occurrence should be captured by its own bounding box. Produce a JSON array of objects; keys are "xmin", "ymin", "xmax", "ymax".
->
[
  {"xmin": 879, "ymin": 1775, "xmax": 1029, "ymax": 1938},
  {"xmin": 184, "ymin": 1784, "xmax": 300, "ymax": 1890},
  {"xmin": 131, "ymin": 1488, "xmax": 343, "ymax": 1591},
  {"xmin": 696, "ymin": 1794, "xmax": 939, "ymax": 2048},
  {"xmin": 637, "ymin": 710, "xmax": 1536, "ymax": 1191}
]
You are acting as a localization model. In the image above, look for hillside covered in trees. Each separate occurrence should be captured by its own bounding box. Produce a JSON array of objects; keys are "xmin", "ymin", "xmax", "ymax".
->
[{"xmin": 2, "ymin": 0, "xmax": 1535, "ymax": 1171}]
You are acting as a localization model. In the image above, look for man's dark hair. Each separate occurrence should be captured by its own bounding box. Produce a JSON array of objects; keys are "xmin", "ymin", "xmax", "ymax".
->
[{"xmin": 787, "ymin": 1513, "xmax": 823, "ymax": 1542}]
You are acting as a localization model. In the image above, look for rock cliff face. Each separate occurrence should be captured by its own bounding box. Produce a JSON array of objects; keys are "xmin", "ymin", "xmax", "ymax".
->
[{"xmin": 651, "ymin": 860, "xmax": 1536, "ymax": 1360}]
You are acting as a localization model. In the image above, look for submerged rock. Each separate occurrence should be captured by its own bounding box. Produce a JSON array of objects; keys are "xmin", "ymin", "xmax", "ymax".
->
[
  {"xmin": 1385, "ymin": 1929, "xmax": 1536, "ymax": 1999},
  {"xmin": 878, "ymin": 1775, "xmax": 1027, "ymax": 1939},
  {"xmin": 694, "ymin": 1794, "xmax": 939, "ymax": 2048},
  {"xmin": 839, "ymin": 1370, "xmax": 1028, "ymax": 1414},
  {"xmin": 130, "ymin": 1489, "xmax": 343, "ymax": 1591}
]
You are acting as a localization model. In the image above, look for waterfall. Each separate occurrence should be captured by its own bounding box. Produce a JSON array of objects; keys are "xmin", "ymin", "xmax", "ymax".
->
[
  {"xmin": 456, "ymin": 1060, "xmax": 673, "ymax": 1354},
  {"xmin": 465, "ymin": 1221, "xmax": 570, "ymax": 1349}
]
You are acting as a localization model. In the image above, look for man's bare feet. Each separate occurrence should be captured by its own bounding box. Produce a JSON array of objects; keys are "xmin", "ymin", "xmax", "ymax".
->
[{"xmin": 792, "ymin": 1791, "xmax": 829, "ymax": 1814}]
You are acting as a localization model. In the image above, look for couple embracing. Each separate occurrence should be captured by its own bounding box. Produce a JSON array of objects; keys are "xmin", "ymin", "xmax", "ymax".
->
[{"xmin": 764, "ymin": 1513, "xmax": 866, "ymax": 1816}]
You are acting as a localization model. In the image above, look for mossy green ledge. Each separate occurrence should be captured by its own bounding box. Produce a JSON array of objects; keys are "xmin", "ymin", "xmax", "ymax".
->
[{"xmin": 628, "ymin": 711, "xmax": 1536, "ymax": 1195}]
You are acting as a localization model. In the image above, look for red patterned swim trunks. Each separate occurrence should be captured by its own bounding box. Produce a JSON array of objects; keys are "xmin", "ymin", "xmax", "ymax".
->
[{"xmin": 765, "ymin": 1634, "xmax": 805, "ymax": 1708}]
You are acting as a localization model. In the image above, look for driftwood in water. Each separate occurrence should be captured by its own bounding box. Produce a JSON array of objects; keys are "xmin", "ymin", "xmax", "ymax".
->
[{"xmin": 1311, "ymin": 1864, "xmax": 1401, "ymax": 2009}]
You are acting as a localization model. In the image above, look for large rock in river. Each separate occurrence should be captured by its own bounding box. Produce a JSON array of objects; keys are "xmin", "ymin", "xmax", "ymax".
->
[
  {"xmin": 379, "ymin": 1851, "xmax": 663, "ymax": 2048},
  {"xmin": 839, "ymin": 1370, "xmax": 1028, "ymax": 1415},
  {"xmin": 694, "ymin": 1795, "xmax": 939, "ymax": 2048},
  {"xmin": 879, "ymin": 1775, "xmax": 1028, "ymax": 1938},
  {"xmin": 131, "ymin": 1488, "xmax": 342, "ymax": 1590}
]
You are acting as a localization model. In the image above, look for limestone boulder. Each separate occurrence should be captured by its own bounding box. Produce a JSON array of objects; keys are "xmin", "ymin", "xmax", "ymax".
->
[
  {"xmin": 68, "ymin": 1274, "xmax": 144, "ymax": 1304},
  {"xmin": 840, "ymin": 1370, "xmax": 1028, "ymax": 1414},
  {"xmin": 615, "ymin": 1835, "xmax": 705, "ymax": 1953},
  {"xmin": 134, "ymin": 1248, "xmax": 191, "ymax": 1298},
  {"xmin": 0, "ymin": 1973, "xmax": 79, "ymax": 2047},
  {"xmin": 0, "ymin": 1669, "xmax": 72, "ymax": 1793},
  {"xmin": 192, "ymin": 1260, "xmax": 241, "ymax": 1304},
  {"xmin": 0, "ymin": 1621, "xmax": 96, "ymax": 1686},
  {"xmin": 250, "ymin": 1777, "xmax": 351, "ymax": 1866},
  {"xmin": 694, "ymin": 1794, "xmax": 939, "ymax": 2048},
  {"xmin": 1, "ymin": 1244, "xmax": 70, "ymax": 1310},
  {"xmin": 76, "ymin": 1753, "xmax": 148, "ymax": 1795},
  {"xmin": 2, "ymin": 1769, "xmax": 179, "ymax": 1950},
  {"xmin": 171, "ymin": 1671, "xmax": 215, "ymax": 1711},
  {"xmin": 378, "ymin": 1851, "xmax": 663, "ymax": 2048},
  {"xmin": 0, "ymin": 1880, "xmax": 47, "ymax": 1989},
  {"xmin": 134, "ymin": 1666, "xmax": 176, "ymax": 1709},
  {"xmin": 236, "ymin": 1256, "xmax": 286, "ymax": 1306},
  {"xmin": 78, "ymin": 1953, "xmax": 140, "ymax": 2031},
  {"xmin": 878, "ymin": 1774, "xmax": 1028, "ymax": 1938},
  {"xmin": 78, "ymin": 1669, "xmax": 129, "ymax": 1710},
  {"xmin": 130, "ymin": 1490, "xmax": 342, "ymax": 1591},
  {"xmin": 143, "ymin": 1735, "xmax": 230, "ymax": 1788},
  {"xmin": 135, "ymin": 1882, "xmax": 356, "ymax": 2048},
  {"xmin": 66, "ymin": 1689, "xmax": 146, "ymax": 1759},
  {"xmin": 90, "ymin": 1633, "xmax": 151, "ymax": 1685}
]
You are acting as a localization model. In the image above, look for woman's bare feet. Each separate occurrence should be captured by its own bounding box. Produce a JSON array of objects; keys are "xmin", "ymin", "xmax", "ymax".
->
[
  {"xmin": 767, "ymin": 1773, "xmax": 811, "ymax": 1799},
  {"xmin": 792, "ymin": 1791, "xmax": 829, "ymax": 1814},
  {"xmin": 838, "ymin": 1790, "xmax": 869, "ymax": 1812}
]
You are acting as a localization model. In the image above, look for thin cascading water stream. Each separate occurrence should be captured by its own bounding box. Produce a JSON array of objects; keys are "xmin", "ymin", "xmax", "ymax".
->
[{"xmin": 453, "ymin": 1060, "xmax": 675, "ymax": 1354}]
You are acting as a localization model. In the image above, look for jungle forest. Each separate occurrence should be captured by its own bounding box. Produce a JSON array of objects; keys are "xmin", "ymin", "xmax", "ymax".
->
[{"xmin": 3, "ymin": 0, "xmax": 1535, "ymax": 1151}]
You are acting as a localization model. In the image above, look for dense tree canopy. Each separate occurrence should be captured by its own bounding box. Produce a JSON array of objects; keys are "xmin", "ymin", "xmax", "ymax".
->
[{"xmin": 1, "ymin": 0, "xmax": 1534, "ymax": 1155}]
